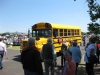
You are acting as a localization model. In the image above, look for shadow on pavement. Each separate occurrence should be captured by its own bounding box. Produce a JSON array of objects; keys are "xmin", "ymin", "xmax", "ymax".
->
[
  {"xmin": 95, "ymin": 68, "xmax": 100, "ymax": 75},
  {"xmin": 53, "ymin": 65, "xmax": 87, "ymax": 75},
  {"xmin": 12, "ymin": 55, "xmax": 100, "ymax": 75},
  {"xmin": 12, "ymin": 55, "xmax": 21, "ymax": 62},
  {"xmin": 55, "ymin": 67, "xmax": 62, "ymax": 75},
  {"xmin": 77, "ymin": 66, "xmax": 87, "ymax": 75},
  {"xmin": 77, "ymin": 64, "xmax": 100, "ymax": 75}
]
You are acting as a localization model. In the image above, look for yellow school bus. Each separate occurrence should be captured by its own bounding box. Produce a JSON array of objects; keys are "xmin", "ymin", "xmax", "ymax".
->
[{"xmin": 20, "ymin": 22, "xmax": 82, "ymax": 55}]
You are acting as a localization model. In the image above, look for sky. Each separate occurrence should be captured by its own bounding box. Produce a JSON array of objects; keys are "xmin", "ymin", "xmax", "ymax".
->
[{"xmin": 0, "ymin": 0, "xmax": 99, "ymax": 33}]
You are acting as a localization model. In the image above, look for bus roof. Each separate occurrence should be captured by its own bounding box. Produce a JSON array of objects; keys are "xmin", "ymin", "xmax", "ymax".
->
[{"xmin": 50, "ymin": 23, "xmax": 81, "ymax": 29}]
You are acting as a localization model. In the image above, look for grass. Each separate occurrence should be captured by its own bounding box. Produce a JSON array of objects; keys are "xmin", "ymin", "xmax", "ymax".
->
[{"xmin": 7, "ymin": 45, "xmax": 20, "ymax": 50}]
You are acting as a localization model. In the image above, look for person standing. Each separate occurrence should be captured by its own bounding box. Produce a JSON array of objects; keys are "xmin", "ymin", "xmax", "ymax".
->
[
  {"xmin": 70, "ymin": 42, "xmax": 82, "ymax": 75},
  {"xmin": 21, "ymin": 37, "xmax": 43, "ymax": 75},
  {"xmin": 61, "ymin": 50, "xmax": 76, "ymax": 75},
  {"xmin": 84, "ymin": 37, "xmax": 97, "ymax": 75},
  {"xmin": 0, "ymin": 38, "xmax": 7, "ymax": 69},
  {"xmin": 61, "ymin": 40, "xmax": 68, "ymax": 68},
  {"xmin": 40, "ymin": 38, "xmax": 57, "ymax": 75}
]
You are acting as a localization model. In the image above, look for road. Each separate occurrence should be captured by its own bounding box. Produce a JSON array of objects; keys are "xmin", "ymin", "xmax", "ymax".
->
[
  {"xmin": 0, "ymin": 45, "xmax": 86, "ymax": 75},
  {"xmin": 1, "ymin": 37, "xmax": 100, "ymax": 75}
]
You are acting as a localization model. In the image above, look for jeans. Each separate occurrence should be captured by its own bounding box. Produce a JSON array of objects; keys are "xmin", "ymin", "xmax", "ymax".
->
[
  {"xmin": 24, "ymin": 70, "xmax": 39, "ymax": 75},
  {"xmin": 0, "ymin": 51, "xmax": 4, "ymax": 67},
  {"xmin": 44, "ymin": 59, "xmax": 54, "ymax": 75}
]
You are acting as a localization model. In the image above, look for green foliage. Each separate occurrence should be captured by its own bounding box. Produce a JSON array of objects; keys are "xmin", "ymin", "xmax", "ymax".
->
[
  {"xmin": 1, "ymin": 32, "xmax": 10, "ymax": 36},
  {"xmin": 87, "ymin": 32, "xmax": 90, "ymax": 34},
  {"xmin": 87, "ymin": 0, "xmax": 100, "ymax": 21},
  {"xmin": 81, "ymin": 32, "xmax": 87, "ymax": 35},
  {"xmin": 87, "ymin": 0, "xmax": 100, "ymax": 34},
  {"xmin": 88, "ymin": 22, "xmax": 100, "ymax": 34}
]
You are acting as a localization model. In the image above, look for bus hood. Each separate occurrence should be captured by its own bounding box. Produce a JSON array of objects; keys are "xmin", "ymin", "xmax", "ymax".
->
[{"xmin": 35, "ymin": 37, "xmax": 47, "ymax": 51}]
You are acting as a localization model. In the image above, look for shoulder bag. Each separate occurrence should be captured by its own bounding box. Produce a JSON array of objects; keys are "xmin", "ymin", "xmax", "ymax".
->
[{"xmin": 86, "ymin": 53, "xmax": 98, "ymax": 63}]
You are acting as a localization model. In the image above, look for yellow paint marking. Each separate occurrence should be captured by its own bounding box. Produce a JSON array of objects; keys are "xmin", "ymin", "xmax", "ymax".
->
[
  {"xmin": 2, "ymin": 60, "xmax": 9, "ymax": 62},
  {"xmin": 80, "ymin": 55, "xmax": 85, "ymax": 64}
]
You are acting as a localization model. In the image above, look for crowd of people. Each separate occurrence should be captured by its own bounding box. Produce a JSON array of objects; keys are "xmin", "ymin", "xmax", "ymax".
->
[
  {"xmin": 20, "ymin": 36, "xmax": 99, "ymax": 75},
  {"xmin": 19, "ymin": 37, "xmax": 81, "ymax": 75},
  {"xmin": 0, "ymin": 35, "xmax": 100, "ymax": 75},
  {"xmin": 0, "ymin": 34, "xmax": 28, "ymax": 46}
]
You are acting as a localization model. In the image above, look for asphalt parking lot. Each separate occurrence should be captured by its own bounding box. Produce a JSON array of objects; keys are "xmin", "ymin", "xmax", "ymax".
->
[
  {"xmin": 0, "ymin": 45, "xmax": 86, "ymax": 75},
  {"xmin": 0, "ymin": 41, "xmax": 100, "ymax": 75}
]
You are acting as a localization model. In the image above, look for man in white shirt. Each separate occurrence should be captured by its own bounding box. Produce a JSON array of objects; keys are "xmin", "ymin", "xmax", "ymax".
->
[{"xmin": 0, "ymin": 38, "xmax": 7, "ymax": 69}]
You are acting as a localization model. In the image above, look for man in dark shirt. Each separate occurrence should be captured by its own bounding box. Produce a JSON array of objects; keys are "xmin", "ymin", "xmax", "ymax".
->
[
  {"xmin": 21, "ymin": 37, "xmax": 43, "ymax": 75},
  {"xmin": 40, "ymin": 38, "xmax": 57, "ymax": 75}
]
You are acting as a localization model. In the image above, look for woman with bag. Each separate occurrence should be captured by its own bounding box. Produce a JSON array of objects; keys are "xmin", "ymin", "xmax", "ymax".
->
[{"xmin": 84, "ymin": 37, "xmax": 97, "ymax": 75}]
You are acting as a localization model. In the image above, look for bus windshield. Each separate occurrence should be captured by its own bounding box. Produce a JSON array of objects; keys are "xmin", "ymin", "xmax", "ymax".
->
[{"xmin": 32, "ymin": 29, "xmax": 52, "ymax": 37}]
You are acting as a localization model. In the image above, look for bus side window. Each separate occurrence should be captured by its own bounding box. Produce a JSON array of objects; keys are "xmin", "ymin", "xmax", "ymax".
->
[
  {"xmin": 75, "ymin": 30, "xmax": 77, "ymax": 35},
  {"xmin": 77, "ymin": 30, "xmax": 79, "ymax": 35},
  {"xmin": 64, "ymin": 29, "xmax": 67, "ymax": 36},
  {"xmin": 53, "ymin": 29, "xmax": 58, "ymax": 37},
  {"xmin": 60, "ymin": 29, "xmax": 63, "ymax": 36},
  {"xmin": 68, "ymin": 30, "xmax": 70, "ymax": 36},
  {"xmin": 72, "ymin": 29, "xmax": 74, "ymax": 35}
]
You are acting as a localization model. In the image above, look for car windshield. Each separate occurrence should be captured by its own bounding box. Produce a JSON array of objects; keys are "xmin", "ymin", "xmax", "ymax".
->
[{"xmin": 32, "ymin": 29, "xmax": 52, "ymax": 37}]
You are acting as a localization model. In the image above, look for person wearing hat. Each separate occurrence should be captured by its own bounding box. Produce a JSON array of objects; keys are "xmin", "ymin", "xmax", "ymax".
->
[
  {"xmin": 40, "ymin": 38, "xmax": 57, "ymax": 75},
  {"xmin": 0, "ymin": 38, "xmax": 7, "ymax": 69},
  {"xmin": 21, "ymin": 37, "xmax": 43, "ymax": 75},
  {"xmin": 61, "ymin": 50, "xmax": 76, "ymax": 75}
]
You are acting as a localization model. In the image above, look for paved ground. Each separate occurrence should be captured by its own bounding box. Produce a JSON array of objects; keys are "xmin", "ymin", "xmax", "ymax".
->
[
  {"xmin": 0, "ymin": 51, "xmax": 100, "ymax": 75},
  {"xmin": 0, "ymin": 46, "xmax": 86, "ymax": 75},
  {"xmin": 0, "ymin": 49, "xmax": 63, "ymax": 75},
  {"xmin": 0, "ymin": 41, "xmax": 100, "ymax": 75}
]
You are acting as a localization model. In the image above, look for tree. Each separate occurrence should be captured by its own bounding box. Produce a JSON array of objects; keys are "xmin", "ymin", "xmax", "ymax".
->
[
  {"xmin": 1, "ymin": 32, "xmax": 10, "ymax": 36},
  {"xmin": 87, "ymin": 0, "xmax": 100, "ymax": 34},
  {"xmin": 87, "ymin": 32, "xmax": 91, "ymax": 34},
  {"xmin": 82, "ymin": 32, "xmax": 87, "ymax": 35}
]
